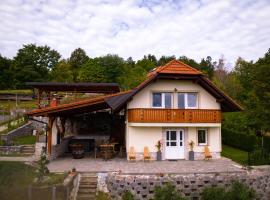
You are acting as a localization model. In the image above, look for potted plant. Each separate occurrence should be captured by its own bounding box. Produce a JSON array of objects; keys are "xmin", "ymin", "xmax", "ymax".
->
[
  {"xmin": 156, "ymin": 140, "xmax": 162, "ymax": 161},
  {"xmin": 188, "ymin": 140, "xmax": 195, "ymax": 161}
]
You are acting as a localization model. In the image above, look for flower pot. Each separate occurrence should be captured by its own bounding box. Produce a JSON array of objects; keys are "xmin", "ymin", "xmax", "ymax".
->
[
  {"xmin": 157, "ymin": 151, "xmax": 162, "ymax": 161},
  {"xmin": 189, "ymin": 151, "xmax": 194, "ymax": 161}
]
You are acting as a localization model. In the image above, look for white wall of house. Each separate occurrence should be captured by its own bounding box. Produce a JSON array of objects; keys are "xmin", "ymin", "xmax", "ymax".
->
[
  {"xmin": 127, "ymin": 79, "xmax": 220, "ymax": 110},
  {"xmin": 126, "ymin": 125, "xmax": 221, "ymax": 160}
]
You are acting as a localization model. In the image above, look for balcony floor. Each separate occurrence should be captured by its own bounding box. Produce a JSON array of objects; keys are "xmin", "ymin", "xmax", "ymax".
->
[{"xmin": 47, "ymin": 156, "xmax": 245, "ymax": 174}]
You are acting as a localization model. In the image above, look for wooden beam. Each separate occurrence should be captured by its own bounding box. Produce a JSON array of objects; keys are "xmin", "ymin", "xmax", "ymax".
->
[{"xmin": 47, "ymin": 117, "xmax": 55, "ymax": 155}]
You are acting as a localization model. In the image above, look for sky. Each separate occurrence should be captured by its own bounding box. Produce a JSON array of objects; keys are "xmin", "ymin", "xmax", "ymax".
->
[{"xmin": 0, "ymin": 0, "xmax": 270, "ymax": 65}]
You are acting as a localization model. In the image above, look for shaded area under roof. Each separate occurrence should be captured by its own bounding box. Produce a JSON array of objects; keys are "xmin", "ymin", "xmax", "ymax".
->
[{"xmin": 25, "ymin": 82, "xmax": 120, "ymax": 93}]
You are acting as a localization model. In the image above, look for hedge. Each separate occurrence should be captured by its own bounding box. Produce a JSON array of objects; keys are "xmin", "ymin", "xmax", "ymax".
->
[
  {"xmin": 263, "ymin": 136, "xmax": 270, "ymax": 152},
  {"xmin": 222, "ymin": 128, "xmax": 259, "ymax": 152}
]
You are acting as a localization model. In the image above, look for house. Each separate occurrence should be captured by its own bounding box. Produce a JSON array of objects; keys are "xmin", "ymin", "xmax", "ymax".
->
[{"xmin": 27, "ymin": 60, "xmax": 242, "ymax": 160}]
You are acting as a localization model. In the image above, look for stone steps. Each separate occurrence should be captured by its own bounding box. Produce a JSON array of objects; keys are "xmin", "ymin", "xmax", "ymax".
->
[
  {"xmin": 21, "ymin": 145, "xmax": 35, "ymax": 154},
  {"xmin": 76, "ymin": 173, "xmax": 97, "ymax": 200}
]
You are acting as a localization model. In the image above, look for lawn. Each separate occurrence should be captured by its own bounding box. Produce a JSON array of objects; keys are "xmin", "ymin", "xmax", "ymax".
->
[
  {"xmin": 0, "ymin": 89, "xmax": 33, "ymax": 95},
  {"xmin": 221, "ymin": 144, "xmax": 248, "ymax": 165},
  {"xmin": 13, "ymin": 135, "xmax": 36, "ymax": 145},
  {"xmin": 0, "ymin": 100, "xmax": 37, "ymax": 110},
  {"xmin": 0, "ymin": 161, "xmax": 66, "ymax": 200}
]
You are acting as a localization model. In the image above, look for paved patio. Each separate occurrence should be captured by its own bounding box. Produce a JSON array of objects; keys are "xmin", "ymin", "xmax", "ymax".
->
[{"xmin": 48, "ymin": 157, "xmax": 245, "ymax": 174}]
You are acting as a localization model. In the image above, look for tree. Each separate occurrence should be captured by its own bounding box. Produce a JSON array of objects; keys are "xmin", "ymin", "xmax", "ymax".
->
[
  {"xmin": 158, "ymin": 55, "xmax": 176, "ymax": 66},
  {"xmin": 178, "ymin": 56, "xmax": 200, "ymax": 69},
  {"xmin": 0, "ymin": 55, "xmax": 13, "ymax": 89},
  {"xmin": 69, "ymin": 48, "xmax": 89, "ymax": 81},
  {"xmin": 13, "ymin": 44, "xmax": 61, "ymax": 87},
  {"xmin": 50, "ymin": 60, "xmax": 73, "ymax": 82},
  {"xmin": 199, "ymin": 56, "xmax": 215, "ymax": 78},
  {"xmin": 136, "ymin": 57, "xmax": 156, "ymax": 72}
]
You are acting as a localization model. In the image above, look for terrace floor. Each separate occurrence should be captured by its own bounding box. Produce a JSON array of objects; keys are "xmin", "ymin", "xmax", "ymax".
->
[{"xmin": 48, "ymin": 157, "xmax": 245, "ymax": 174}]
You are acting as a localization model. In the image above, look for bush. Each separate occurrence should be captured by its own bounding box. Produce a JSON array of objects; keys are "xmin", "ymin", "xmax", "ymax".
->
[
  {"xmin": 263, "ymin": 136, "xmax": 270, "ymax": 151},
  {"xmin": 248, "ymin": 147, "xmax": 270, "ymax": 165},
  {"xmin": 222, "ymin": 128, "xmax": 258, "ymax": 152},
  {"xmin": 96, "ymin": 191, "xmax": 111, "ymax": 200},
  {"xmin": 202, "ymin": 181, "xmax": 256, "ymax": 200},
  {"xmin": 122, "ymin": 190, "xmax": 134, "ymax": 200},
  {"xmin": 154, "ymin": 183, "xmax": 187, "ymax": 200},
  {"xmin": 201, "ymin": 186, "xmax": 227, "ymax": 200},
  {"xmin": 227, "ymin": 181, "xmax": 256, "ymax": 200}
]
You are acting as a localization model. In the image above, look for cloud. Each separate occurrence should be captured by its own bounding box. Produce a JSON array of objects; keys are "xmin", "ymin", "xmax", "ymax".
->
[{"xmin": 0, "ymin": 0, "xmax": 270, "ymax": 66}]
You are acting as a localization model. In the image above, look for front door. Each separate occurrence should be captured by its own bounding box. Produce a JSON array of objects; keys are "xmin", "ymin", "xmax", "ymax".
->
[{"xmin": 165, "ymin": 129, "xmax": 184, "ymax": 159}]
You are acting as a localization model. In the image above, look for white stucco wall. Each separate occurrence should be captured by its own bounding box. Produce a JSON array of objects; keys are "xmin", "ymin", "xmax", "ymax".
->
[
  {"xmin": 126, "ymin": 125, "xmax": 221, "ymax": 160},
  {"xmin": 127, "ymin": 79, "xmax": 220, "ymax": 110},
  {"xmin": 52, "ymin": 120, "xmax": 57, "ymax": 145},
  {"xmin": 126, "ymin": 126, "xmax": 162, "ymax": 153},
  {"xmin": 187, "ymin": 127, "xmax": 221, "ymax": 152}
]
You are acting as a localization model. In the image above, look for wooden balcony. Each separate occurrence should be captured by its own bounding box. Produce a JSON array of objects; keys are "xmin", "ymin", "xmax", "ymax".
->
[{"xmin": 128, "ymin": 108, "xmax": 221, "ymax": 123}]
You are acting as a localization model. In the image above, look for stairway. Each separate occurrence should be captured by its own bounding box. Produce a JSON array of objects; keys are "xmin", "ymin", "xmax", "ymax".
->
[
  {"xmin": 21, "ymin": 145, "xmax": 35, "ymax": 155},
  {"xmin": 76, "ymin": 173, "xmax": 97, "ymax": 200}
]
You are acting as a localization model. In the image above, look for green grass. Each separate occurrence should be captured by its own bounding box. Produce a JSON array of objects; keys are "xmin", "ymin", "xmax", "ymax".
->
[
  {"xmin": 222, "ymin": 144, "xmax": 248, "ymax": 165},
  {"xmin": 0, "ymin": 100, "xmax": 37, "ymax": 110},
  {"xmin": 0, "ymin": 89, "xmax": 33, "ymax": 95},
  {"xmin": 13, "ymin": 135, "xmax": 36, "ymax": 145},
  {"xmin": 0, "ymin": 161, "xmax": 66, "ymax": 200}
]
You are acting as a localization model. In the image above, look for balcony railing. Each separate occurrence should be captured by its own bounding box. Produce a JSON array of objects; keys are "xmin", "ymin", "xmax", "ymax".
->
[{"xmin": 128, "ymin": 108, "xmax": 221, "ymax": 123}]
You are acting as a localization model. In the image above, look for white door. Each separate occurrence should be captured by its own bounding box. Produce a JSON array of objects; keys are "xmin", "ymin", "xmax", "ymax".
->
[{"xmin": 165, "ymin": 129, "xmax": 184, "ymax": 159}]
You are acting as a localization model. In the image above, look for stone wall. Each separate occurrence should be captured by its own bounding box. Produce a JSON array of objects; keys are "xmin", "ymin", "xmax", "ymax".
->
[
  {"xmin": 0, "ymin": 145, "xmax": 21, "ymax": 154},
  {"xmin": 50, "ymin": 136, "xmax": 73, "ymax": 160},
  {"xmin": 0, "ymin": 122, "xmax": 33, "ymax": 144},
  {"xmin": 106, "ymin": 171, "xmax": 270, "ymax": 200},
  {"xmin": 34, "ymin": 142, "xmax": 46, "ymax": 160}
]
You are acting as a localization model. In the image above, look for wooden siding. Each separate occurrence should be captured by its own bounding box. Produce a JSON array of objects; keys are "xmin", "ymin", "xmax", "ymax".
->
[{"xmin": 128, "ymin": 108, "xmax": 221, "ymax": 123}]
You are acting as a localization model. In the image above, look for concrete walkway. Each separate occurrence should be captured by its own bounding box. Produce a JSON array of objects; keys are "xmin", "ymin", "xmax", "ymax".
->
[
  {"xmin": 0, "ymin": 156, "xmax": 34, "ymax": 162},
  {"xmin": 48, "ymin": 157, "xmax": 245, "ymax": 174}
]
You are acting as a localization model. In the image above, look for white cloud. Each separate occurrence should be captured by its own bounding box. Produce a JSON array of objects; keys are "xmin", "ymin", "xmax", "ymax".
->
[{"xmin": 0, "ymin": 0, "xmax": 270, "ymax": 66}]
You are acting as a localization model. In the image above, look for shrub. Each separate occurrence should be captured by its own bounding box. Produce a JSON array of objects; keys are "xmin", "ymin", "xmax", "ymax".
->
[
  {"xmin": 227, "ymin": 181, "xmax": 256, "ymax": 200},
  {"xmin": 96, "ymin": 191, "xmax": 111, "ymax": 200},
  {"xmin": 202, "ymin": 181, "xmax": 256, "ymax": 200},
  {"xmin": 222, "ymin": 128, "xmax": 258, "ymax": 152},
  {"xmin": 263, "ymin": 136, "xmax": 270, "ymax": 151},
  {"xmin": 201, "ymin": 186, "xmax": 227, "ymax": 200},
  {"xmin": 154, "ymin": 183, "xmax": 187, "ymax": 200},
  {"xmin": 122, "ymin": 190, "xmax": 134, "ymax": 200}
]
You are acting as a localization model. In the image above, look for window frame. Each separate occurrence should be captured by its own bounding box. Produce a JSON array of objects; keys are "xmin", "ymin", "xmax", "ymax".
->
[
  {"xmin": 197, "ymin": 128, "xmax": 208, "ymax": 146},
  {"xmin": 177, "ymin": 92, "xmax": 198, "ymax": 109},
  {"xmin": 152, "ymin": 92, "xmax": 173, "ymax": 108}
]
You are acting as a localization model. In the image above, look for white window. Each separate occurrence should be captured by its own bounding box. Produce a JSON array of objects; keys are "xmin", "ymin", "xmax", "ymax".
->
[
  {"xmin": 197, "ymin": 129, "xmax": 207, "ymax": 145},
  {"xmin": 152, "ymin": 92, "xmax": 172, "ymax": 108},
  {"xmin": 178, "ymin": 92, "xmax": 198, "ymax": 109}
]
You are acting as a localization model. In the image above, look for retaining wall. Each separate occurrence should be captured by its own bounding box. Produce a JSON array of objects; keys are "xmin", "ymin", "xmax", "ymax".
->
[
  {"xmin": 106, "ymin": 171, "xmax": 270, "ymax": 200},
  {"xmin": 0, "ymin": 122, "xmax": 33, "ymax": 144}
]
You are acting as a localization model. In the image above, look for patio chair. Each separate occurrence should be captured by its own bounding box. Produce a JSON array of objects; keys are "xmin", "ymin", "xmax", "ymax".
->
[
  {"xmin": 128, "ymin": 146, "xmax": 136, "ymax": 161},
  {"xmin": 204, "ymin": 146, "xmax": 212, "ymax": 160},
  {"xmin": 144, "ymin": 146, "xmax": 151, "ymax": 161}
]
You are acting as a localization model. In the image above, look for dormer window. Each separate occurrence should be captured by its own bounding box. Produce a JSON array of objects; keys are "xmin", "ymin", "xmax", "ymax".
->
[
  {"xmin": 178, "ymin": 92, "xmax": 198, "ymax": 109},
  {"xmin": 152, "ymin": 92, "xmax": 172, "ymax": 108}
]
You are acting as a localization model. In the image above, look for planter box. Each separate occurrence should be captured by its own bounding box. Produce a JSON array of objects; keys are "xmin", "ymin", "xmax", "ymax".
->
[
  {"xmin": 189, "ymin": 151, "xmax": 194, "ymax": 161},
  {"xmin": 157, "ymin": 151, "xmax": 162, "ymax": 161}
]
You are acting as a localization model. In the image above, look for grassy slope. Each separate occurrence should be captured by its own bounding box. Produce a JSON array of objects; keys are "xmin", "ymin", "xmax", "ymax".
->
[
  {"xmin": 0, "ymin": 100, "xmax": 37, "ymax": 110},
  {"xmin": 0, "ymin": 161, "xmax": 66, "ymax": 200},
  {"xmin": 221, "ymin": 144, "xmax": 248, "ymax": 165},
  {"xmin": 13, "ymin": 135, "xmax": 36, "ymax": 145},
  {"xmin": 0, "ymin": 90, "xmax": 33, "ymax": 95}
]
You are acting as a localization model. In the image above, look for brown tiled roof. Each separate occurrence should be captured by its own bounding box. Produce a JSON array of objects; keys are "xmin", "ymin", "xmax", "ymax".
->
[{"xmin": 148, "ymin": 60, "xmax": 202, "ymax": 76}]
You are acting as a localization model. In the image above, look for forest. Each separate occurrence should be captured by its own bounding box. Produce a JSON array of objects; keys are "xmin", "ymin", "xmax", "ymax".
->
[{"xmin": 0, "ymin": 44, "xmax": 270, "ymax": 139}]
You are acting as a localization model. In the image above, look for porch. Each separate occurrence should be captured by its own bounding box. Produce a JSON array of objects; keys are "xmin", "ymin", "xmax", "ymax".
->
[{"xmin": 47, "ymin": 157, "xmax": 244, "ymax": 174}]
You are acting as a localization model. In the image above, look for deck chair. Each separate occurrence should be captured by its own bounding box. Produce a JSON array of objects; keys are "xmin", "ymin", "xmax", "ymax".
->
[
  {"xmin": 204, "ymin": 146, "xmax": 212, "ymax": 160},
  {"xmin": 144, "ymin": 146, "xmax": 151, "ymax": 161},
  {"xmin": 128, "ymin": 146, "xmax": 136, "ymax": 161}
]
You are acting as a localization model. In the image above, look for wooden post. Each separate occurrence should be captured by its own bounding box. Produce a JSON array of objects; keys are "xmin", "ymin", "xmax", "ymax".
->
[
  {"xmin": 47, "ymin": 117, "xmax": 54, "ymax": 155},
  {"xmin": 37, "ymin": 90, "xmax": 42, "ymax": 108}
]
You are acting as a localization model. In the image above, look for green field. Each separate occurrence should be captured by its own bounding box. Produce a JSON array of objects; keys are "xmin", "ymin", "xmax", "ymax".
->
[
  {"xmin": 221, "ymin": 144, "xmax": 248, "ymax": 165},
  {"xmin": 13, "ymin": 135, "xmax": 36, "ymax": 145},
  {"xmin": 0, "ymin": 89, "xmax": 33, "ymax": 95}
]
